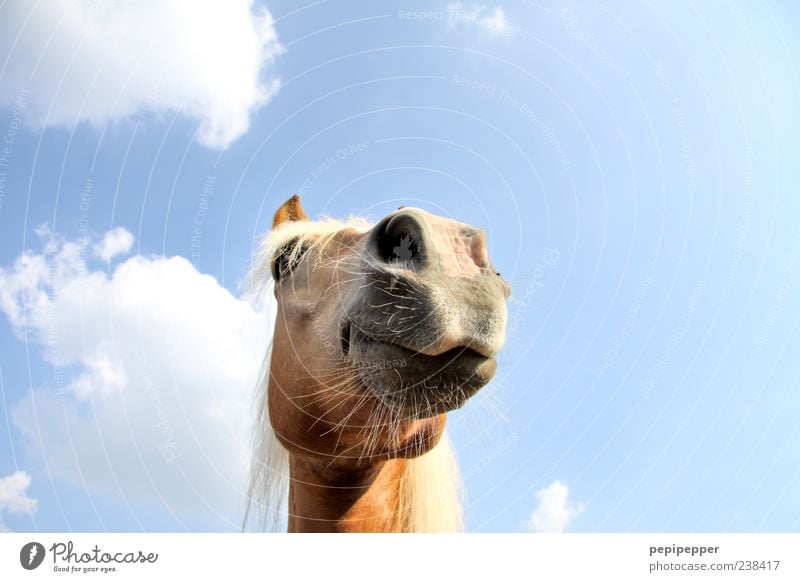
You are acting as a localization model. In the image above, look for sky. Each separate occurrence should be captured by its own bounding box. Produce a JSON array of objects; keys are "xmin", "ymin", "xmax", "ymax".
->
[{"xmin": 0, "ymin": 0, "xmax": 799, "ymax": 533}]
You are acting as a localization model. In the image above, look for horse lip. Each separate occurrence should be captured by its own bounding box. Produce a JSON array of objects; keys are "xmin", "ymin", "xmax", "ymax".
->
[
  {"xmin": 345, "ymin": 326, "xmax": 496, "ymax": 416},
  {"xmin": 351, "ymin": 327, "xmax": 489, "ymax": 362},
  {"xmin": 348, "ymin": 327, "xmax": 495, "ymax": 378},
  {"xmin": 355, "ymin": 328, "xmax": 496, "ymax": 359},
  {"xmin": 406, "ymin": 340, "xmax": 495, "ymax": 359}
]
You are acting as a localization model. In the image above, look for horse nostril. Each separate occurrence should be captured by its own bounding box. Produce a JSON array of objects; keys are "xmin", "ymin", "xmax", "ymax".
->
[
  {"xmin": 340, "ymin": 320, "xmax": 351, "ymax": 357},
  {"xmin": 376, "ymin": 213, "xmax": 425, "ymax": 264}
]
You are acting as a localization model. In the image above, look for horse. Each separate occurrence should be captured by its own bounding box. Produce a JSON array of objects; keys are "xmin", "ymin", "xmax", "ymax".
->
[{"xmin": 245, "ymin": 195, "xmax": 510, "ymax": 532}]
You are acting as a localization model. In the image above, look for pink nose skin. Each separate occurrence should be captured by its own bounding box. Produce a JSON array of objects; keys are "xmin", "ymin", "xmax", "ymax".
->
[{"xmin": 422, "ymin": 218, "xmax": 490, "ymax": 279}]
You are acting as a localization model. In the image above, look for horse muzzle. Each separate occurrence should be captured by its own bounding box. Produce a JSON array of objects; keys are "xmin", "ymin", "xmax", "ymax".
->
[{"xmin": 342, "ymin": 321, "xmax": 497, "ymax": 417}]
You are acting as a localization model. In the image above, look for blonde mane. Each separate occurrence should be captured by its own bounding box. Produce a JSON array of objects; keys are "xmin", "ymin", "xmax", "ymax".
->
[{"xmin": 245, "ymin": 215, "xmax": 464, "ymax": 532}]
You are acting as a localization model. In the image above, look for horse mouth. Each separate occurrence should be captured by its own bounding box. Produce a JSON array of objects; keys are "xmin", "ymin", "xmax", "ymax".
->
[{"xmin": 341, "ymin": 320, "xmax": 497, "ymax": 417}]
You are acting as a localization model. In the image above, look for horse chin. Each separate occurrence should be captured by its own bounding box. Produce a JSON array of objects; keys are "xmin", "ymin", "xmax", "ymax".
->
[{"xmin": 345, "ymin": 326, "xmax": 497, "ymax": 418}]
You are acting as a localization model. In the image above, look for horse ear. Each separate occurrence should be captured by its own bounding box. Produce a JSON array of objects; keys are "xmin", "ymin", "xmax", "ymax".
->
[{"xmin": 272, "ymin": 194, "xmax": 309, "ymax": 228}]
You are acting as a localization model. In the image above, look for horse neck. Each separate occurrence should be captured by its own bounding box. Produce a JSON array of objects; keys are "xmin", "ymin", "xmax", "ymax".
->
[{"xmin": 286, "ymin": 454, "xmax": 410, "ymax": 533}]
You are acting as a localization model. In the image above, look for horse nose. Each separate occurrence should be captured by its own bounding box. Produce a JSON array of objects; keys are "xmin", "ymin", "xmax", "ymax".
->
[{"xmin": 375, "ymin": 212, "xmax": 426, "ymax": 265}]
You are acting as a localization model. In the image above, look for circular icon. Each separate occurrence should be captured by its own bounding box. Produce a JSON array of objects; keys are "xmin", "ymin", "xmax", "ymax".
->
[{"xmin": 19, "ymin": 542, "xmax": 46, "ymax": 570}]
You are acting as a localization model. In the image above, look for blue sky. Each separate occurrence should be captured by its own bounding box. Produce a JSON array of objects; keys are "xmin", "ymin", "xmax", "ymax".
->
[{"xmin": 1, "ymin": 0, "xmax": 799, "ymax": 532}]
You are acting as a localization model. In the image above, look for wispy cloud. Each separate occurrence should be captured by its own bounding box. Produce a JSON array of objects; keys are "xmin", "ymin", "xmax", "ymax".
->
[
  {"xmin": 523, "ymin": 480, "xmax": 585, "ymax": 532},
  {"xmin": 0, "ymin": 0, "xmax": 283, "ymax": 149},
  {"xmin": 446, "ymin": 3, "xmax": 521, "ymax": 38}
]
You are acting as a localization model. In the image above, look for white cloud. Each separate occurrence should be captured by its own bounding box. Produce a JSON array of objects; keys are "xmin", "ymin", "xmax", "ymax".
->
[
  {"xmin": 93, "ymin": 227, "xmax": 134, "ymax": 262},
  {"xmin": 68, "ymin": 352, "xmax": 128, "ymax": 400},
  {"xmin": 447, "ymin": 3, "xmax": 516, "ymax": 37},
  {"xmin": 524, "ymin": 480, "xmax": 585, "ymax": 532},
  {"xmin": 0, "ymin": 471, "xmax": 37, "ymax": 514},
  {"xmin": 0, "ymin": 0, "xmax": 283, "ymax": 149},
  {"xmin": 0, "ymin": 227, "xmax": 274, "ymax": 526}
]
